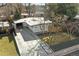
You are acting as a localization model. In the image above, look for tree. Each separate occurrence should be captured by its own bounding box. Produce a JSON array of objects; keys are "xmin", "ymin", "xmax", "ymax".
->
[
  {"xmin": 45, "ymin": 3, "xmax": 58, "ymax": 20},
  {"xmin": 61, "ymin": 3, "xmax": 77, "ymax": 21},
  {"xmin": 14, "ymin": 9, "xmax": 21, "ymax": 20},
  {"xmin": 43, "ymin": 3, "xmax": 78, "ymax": 45},
  {"xmin": 46, "ymin": 3, "xmax": 77, "ymax": 21}
]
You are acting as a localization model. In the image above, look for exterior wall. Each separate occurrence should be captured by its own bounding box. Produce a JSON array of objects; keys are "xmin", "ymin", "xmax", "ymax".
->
[
  {"xmin": 23, "ymin": 22, "xmax": 28, "ymax": 27},
  {"xmin": 12, "ymin": 23, "xmax": 16, "ymax": 30},
  {"xmin": 29, "ymin": 23, "xmax": 51, "ymax": 33},
  {"xmin": 14, "ymin": 22, "xmax": 28, "ymax": 29}
]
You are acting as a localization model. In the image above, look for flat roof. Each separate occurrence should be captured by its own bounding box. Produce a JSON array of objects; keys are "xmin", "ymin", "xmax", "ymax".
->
[{"xmin": 14, "ymin": 17, "xmax": 52, "ymax": 26}]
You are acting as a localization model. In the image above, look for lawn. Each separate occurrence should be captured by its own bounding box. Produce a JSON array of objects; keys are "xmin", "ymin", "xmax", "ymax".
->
[
  {"xmin": 41, "ymin": 33, "xmax": 76, "ymax": 45},
  {"xmin": 0, "ymin": 35, "xmax": 18, "ymax": 56}
]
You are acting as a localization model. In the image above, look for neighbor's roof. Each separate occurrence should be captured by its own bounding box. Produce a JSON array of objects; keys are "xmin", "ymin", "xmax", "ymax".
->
[
  {"xmin": 14, "ymin": 17, "xmax": 52, "ymax": 26},
  {"xmin": 0, "ymin": 21, "xmax": 9, "ymax": 27}
]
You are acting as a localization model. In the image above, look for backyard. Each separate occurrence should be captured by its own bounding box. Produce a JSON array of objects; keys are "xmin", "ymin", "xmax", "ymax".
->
[
  {"xmin": 40, "ymin": 33, "xmax": 76, "ymax": 45},
  {"xmin": 0, "ymin": 34, "xmax": 18, "ymax": 56},
  {"xmin": 39, "ymin": 32, "xmax": 79, "ymax": 52}
]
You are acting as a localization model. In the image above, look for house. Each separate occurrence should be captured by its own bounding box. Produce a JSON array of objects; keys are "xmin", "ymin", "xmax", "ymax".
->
[
  {"xmin": 13, "ymin": 17, "xmax": 52, "ymax": 56},
  {"xmin": 13, "ymin": 17, "xmax": 52, "ymax": 34},
  {"xmin": 21, "ymin": 13, "xmax": 29, "ymax": 18},
  {"xmin": 0, "ymin": 21, "xmax": 9, "ymax": 28},
  {"xmin": 0, "ymin": 21, "xmax": 10, "ymax": 33}
]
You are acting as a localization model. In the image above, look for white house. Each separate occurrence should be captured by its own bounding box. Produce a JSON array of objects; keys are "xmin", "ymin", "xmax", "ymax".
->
[
  {"xmin": 14, "ymin": 17, "xmax": 52, "ymax": 34},
  {"xmin": 0, "ymin": 21, "xmax": 9, "ymax": 28},
  {"xmin": 0, "ymin": 21, "xmax": 10, "ymax": 32}
]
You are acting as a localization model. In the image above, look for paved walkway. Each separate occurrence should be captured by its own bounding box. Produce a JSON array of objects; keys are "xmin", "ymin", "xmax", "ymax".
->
[
  {"xmin": 13, "ymin": 28, "xmax": 40, "ymax": 56},
  {"xmin": 38, "ymin": 41, "xmax": 54, "ymax": 56}
]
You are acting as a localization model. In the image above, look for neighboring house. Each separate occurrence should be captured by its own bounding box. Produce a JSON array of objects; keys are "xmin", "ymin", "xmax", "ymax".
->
[
  {"xmin": 14, "ymin": 17, "xmax": 52, "ymax": 34},
  {"xmin": 0, "ymin": 21, "xmax": 10, "ymax": 33},
  {"xmin": 21, "ymin": 13, "xmax": 29, "ymax": 18},
  {"xmin": 0, "ymin": 21, "xmax": 9, "ymax": 28}
]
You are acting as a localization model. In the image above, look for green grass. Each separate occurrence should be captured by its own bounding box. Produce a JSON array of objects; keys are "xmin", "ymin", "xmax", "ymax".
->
[{"xmin": 0, "ymin": 35, "xmax": 18, "ymax": 56}]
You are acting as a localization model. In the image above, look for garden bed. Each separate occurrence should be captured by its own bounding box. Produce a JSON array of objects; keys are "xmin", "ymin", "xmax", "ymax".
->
[{"xmin": 40, "ymin": 33, "xmax": 75, "ymax": 45}]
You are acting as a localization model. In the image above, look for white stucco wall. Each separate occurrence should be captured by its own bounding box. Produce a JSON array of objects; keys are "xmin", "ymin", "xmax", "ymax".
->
[
  {"xmin": 29, "ymin": 23, "xmax": 50, "ymax": 33},
  {"xmin": 23, "ymin": 22, "xmax": 28, "ymax": 27}
]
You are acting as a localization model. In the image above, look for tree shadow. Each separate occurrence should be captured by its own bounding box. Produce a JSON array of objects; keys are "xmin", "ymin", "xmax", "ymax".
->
[
  {"xmin": 7, "ymin": 34, "xmax": 14, "ymax": 43},
  {"xmin": 0, "ymin": 34, "xmax": 8, "ymax": 39},
  {"xmin": 0, "ymin": 35, "xmax": 2, "ymax": 39}
]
